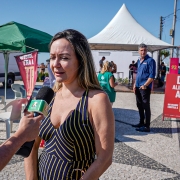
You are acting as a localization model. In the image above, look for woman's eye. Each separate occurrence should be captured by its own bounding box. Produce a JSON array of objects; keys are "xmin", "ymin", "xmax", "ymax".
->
[
  {"xmin": 61, "ymin": 57, "xmax": 68, "ymax": 61},
  {"xmin": 50, "ymin": 57, "xmax": 69, "ymax": 61},
  {"xmin": 50, "ymin": 57, "xmax": 55, "ymax": 61}
]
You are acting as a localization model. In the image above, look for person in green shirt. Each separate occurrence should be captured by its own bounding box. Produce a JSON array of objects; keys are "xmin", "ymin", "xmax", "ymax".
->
[
  {"xmin": 98, "ymin": 61, "xmax": 118, "ymax": 105},
  {"xmin": 38, "ymin": 68, "xmax": 49, "ymax": 82}
]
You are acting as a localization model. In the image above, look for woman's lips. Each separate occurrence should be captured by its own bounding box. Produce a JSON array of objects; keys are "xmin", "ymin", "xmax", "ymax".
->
[{"xmin": 55, "ymin": 72, "xmax": 65, "ymax": 76}]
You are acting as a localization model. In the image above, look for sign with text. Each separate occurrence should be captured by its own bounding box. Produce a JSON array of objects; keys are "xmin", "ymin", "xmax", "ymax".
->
[
  {"xmin": 169, "ymin": 58, "xmax": 179, "ymax": 74},
  {"xmin": 163, "ymin": 74, "xmax": 180, "ymax": 119},
  {"xmin": 15, "ymin": 51, "xmax": 38, "ymax": 99}
]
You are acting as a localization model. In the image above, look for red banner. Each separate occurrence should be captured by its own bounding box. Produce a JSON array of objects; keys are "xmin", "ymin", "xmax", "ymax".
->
[
  {"xmin": 15, "ymin": 51, "xmax": 38, "ymax": 99},
  {"xmin": 169, "ymin": 58, "xmax": 179, "ymax": 74},
  {"xmin": 163, "ymin": 74, "xmax": 180, "ymax": 119}
]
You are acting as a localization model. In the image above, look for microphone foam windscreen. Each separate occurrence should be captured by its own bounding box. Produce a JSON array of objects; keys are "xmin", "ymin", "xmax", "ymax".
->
[{"xmin": 36, "ymin": 86, "xmax": 54, "ymax": 104}]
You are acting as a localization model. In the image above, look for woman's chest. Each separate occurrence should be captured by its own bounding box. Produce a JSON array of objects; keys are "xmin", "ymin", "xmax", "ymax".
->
[{"xmin": 50, "ymin": 98, "xmax": 79, "ymax": 128}]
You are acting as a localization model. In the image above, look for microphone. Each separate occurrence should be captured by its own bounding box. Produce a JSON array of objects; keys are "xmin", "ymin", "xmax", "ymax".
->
[{"xmin": 15, "ymin": 86, "xmax": 54, "ymax": 158}]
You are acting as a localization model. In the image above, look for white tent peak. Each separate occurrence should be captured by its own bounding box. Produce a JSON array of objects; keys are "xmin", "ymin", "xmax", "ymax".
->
[{"xmin": 88, "ymin": 4, "xmax": 173, "ymax": 52}]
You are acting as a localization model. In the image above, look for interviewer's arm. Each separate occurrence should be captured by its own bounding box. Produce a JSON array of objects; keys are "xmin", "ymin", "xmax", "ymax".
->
[
  {"xmin": 0, "ymin": 131, "xmax": 26, "ymax": 171},
  {"xmin": 0, "ymin": 114, "xmax": 43, "ymax": 171}
]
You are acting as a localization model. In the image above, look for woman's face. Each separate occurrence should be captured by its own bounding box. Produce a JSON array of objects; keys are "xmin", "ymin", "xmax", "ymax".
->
[{"xmin": 50, "ymin": 38, "xmax": 79, "ymax": 84}]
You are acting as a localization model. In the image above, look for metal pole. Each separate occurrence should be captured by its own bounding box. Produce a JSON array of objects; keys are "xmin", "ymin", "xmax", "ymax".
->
[
  {"xmin": 159, "ymin": 16, "xmax": 163, "ymax": 40},
  {"xmin": 157, "ymin": 16, "xmax": 163, "ymax": 78},
  {"xmin": 177, "ymin": 47, "xmax": 179, "ymax": 58},
  {"xmin": 3, "ymin": 51, "xmax": 9, "ymax": 102},
  {"xmin": 170, "ymin": 0, "xmax": 177, "ymax": 57}
]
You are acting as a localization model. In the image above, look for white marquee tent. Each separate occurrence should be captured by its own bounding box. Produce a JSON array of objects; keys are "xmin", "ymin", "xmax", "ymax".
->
[{"xmin": 88, "ymin": 4, "xmax": 174, "ymax": 52}]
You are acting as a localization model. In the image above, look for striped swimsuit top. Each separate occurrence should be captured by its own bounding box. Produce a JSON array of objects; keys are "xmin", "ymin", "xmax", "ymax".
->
[{"xmin": 38, "ymin": 90, "xmax": 96, "ymax": 180}]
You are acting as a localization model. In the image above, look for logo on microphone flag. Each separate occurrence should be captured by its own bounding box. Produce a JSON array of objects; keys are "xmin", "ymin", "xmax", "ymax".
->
[
  {"xmin": 28, "ymin": 100, "xmax": 49, "ymax": 117},
  {"xmin": 15, "ymin": 51, "xmax": 38, "ymax": 99}
]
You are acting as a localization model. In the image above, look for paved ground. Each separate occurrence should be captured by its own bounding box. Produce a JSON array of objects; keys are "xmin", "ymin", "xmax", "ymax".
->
[{"xmin": 0, "ymin": 82, "xmax": 179, "ymax": 180}]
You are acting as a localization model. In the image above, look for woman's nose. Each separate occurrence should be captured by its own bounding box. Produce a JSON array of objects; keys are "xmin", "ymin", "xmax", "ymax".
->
[{"xmin": 53, "ymin": 58, "xmax": 61, "ymax": 67}]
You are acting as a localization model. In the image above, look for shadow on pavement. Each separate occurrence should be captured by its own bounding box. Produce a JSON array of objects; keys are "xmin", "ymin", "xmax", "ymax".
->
[{"xmin": 113, "ymin": 108, "xmax": 174, "ymax": 142}]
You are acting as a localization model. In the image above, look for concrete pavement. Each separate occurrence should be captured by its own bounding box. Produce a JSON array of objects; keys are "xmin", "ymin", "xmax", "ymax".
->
[{"xmin": 0, "ymin": 83, "xmax": 180, "ymax": 180}]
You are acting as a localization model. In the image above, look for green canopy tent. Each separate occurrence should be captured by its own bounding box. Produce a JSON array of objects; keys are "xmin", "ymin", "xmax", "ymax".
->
[{"xmin": 0, "ymin": 21, "xmax": 53, "ymax": 101}]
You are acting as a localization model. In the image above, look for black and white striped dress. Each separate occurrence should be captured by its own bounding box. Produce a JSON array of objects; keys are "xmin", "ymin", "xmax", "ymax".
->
[{"xmin": 38, "ymin": 90, "xmax": 95, "ymax": 180}]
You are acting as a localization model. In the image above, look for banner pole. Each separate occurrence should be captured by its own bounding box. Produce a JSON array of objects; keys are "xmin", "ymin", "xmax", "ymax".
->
[{"xmin": 3, "ymin": 51, "xmax": 9, "ymax": 103}]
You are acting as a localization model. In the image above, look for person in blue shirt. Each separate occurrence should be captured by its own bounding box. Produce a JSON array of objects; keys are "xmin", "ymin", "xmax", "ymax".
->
[{"xmin": 132, "ymin": 43, "xmax": 156, "ymax": 132}]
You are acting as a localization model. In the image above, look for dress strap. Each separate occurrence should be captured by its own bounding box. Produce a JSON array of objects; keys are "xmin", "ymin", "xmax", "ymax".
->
[{"xmin": 76, "ymin": 90, "xmax": 89, "ymax": 121}]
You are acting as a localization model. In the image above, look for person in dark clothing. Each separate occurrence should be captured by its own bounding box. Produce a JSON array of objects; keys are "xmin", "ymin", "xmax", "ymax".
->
[
  {"xmin": 111, "ymin": 61, "xmax": 117, "ymax": 74},
  {"xmin": 99, "ymin": 56, "xmax": 106, "ymax": 72},
  {"xmin": 129, "ymin": 60, "xmax": 136, "ymax": 83},
  {"xmin": 132, "ymin": 43, "xmax": 156, "ymax": 132},
  {"xmin": 159, "ymin": 62, "xmax": 166, "ymax": 86}
]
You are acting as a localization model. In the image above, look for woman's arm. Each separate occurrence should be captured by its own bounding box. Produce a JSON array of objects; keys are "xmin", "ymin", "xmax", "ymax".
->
[
  {"xmin": 81, "ymin": 91, "xmax": 115, "ymax": 180},
  {"xmin": 24, "ymin": 136, "xmax": 41, "ymax": 180},
  {"xmin": 109, "ymin": 76, "xmax": 117, "ymax": 88}
]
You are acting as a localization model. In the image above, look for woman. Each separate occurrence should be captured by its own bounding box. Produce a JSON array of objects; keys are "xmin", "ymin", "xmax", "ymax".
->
[
  {"xmin": 98, "ymin": 61, "xmax": 117, "ymax": 106},
  {"xmin": 24, "ymin": 29, "xmax": 114, "ymax": 180}
]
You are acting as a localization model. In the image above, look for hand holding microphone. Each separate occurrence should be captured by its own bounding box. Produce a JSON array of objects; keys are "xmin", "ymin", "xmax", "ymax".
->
[
  {"xmin": 16, "ymin": 86, "xmax": 54, "ymax": 158},
  {"xmin": 16, "ymin": 113, "xmax": 44, "ymax": 142}
]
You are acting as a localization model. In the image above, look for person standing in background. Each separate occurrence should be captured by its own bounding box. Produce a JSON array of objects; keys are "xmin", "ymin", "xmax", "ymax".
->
[
  {"xmin": 46, "ymin": 59, "xmax": 55, "ymax": 88},
  {"xmin": 111, "ymin": 61, "xmax": 117, "ymax": 74},
  {"xmin": 132, "ymin": 43, "xmax": 156, "ymax": 132},
  {"xmin": 99, "ymin": 56, "xmax": 106, "ymax": 72},
  {"xmin": 128, "ymin": 60, "xmax": 136, "ymax": 83},
  {"xmin": 159, "ymin": 62, "xmax": 166, "ymax": 86},
  {"xmin": 39, "ymin": 63, "xmax": 46, "ymax": 70},
  {"xmin": 98, "ymin": 61, "xmax": 118, "ymax": 106},
  {"xmin": 38, "ymin": 68, "xmax": 46, "ymax": 82}
]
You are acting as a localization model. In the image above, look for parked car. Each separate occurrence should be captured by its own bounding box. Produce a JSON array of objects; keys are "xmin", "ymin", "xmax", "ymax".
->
[{"xmin": 0, "ymin": 53, "xmax": 23, "ymax": 87}]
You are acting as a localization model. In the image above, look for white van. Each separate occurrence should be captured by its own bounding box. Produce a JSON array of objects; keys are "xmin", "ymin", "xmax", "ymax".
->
[{"xmin": 0, "ymin": 53, "xmax": 23, "ymax": 87}]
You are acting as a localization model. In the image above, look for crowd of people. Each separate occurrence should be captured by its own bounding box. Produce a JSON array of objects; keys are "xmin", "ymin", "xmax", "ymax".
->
[{"xmin": 1, "ymin": 29, "xmax": 160, "ymax": 179}]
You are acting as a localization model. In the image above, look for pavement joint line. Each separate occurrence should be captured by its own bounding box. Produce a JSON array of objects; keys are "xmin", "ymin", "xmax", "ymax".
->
[
  {"xmin": 172, "ymin": 118, "xmax": 179, "ymax": 144},
  {"xmin": 115, "ymin": 119, "xmax": 134, "ymax": 126},
  {"xmin": 176, "ymin": 120, "xmax": 180, "ymax": 151}
]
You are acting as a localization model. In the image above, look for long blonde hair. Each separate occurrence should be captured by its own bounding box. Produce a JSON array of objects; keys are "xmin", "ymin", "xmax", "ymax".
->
[
  {"xmin": 49, "ymin": 29, "xmax": 101, "ymax": 92},
  {"xmin": 101, "ymin": 61, "xmax": 112, "ymax": 74}
]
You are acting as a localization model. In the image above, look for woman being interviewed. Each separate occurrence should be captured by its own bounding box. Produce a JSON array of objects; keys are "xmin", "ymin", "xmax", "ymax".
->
[
  {"xmin": 98, "ymin": 61, "xmax": 118, "ymax": 106},
  {"xmin": 24, "ymin": 29, "xmax": 114, "ymax": 180}
]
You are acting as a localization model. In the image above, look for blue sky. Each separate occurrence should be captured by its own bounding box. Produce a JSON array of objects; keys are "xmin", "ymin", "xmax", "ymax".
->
[{"xmin": 0, "ymin": 0, "xmax": 180, "ymax": 64}]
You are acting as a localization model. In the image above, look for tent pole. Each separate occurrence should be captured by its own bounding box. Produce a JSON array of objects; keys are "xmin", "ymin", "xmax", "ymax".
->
[
  {"xmin": 154, "ymin": 51, "xmax": 158, "ymax": 79},
  {"xmin": 3, "ymin": 51, "xmax": 9, "ymax": 103}
]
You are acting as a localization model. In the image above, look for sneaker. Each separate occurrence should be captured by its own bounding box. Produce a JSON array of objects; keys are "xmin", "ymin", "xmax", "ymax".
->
[
  {"xmin": 132, "ymin": 123, "xmax": 144, "ymax": 128},
  {"xmin": 136, "ymin": 126, "xmax": 150, "ymax": 132}
]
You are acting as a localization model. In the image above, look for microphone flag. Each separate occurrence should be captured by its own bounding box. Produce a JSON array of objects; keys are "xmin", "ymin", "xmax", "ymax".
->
[
  {"xmin": 15, "ymin": 51, "xmax": 38, "ymax": 100},
  {"xmin": 28, "ymin": 99, "xmax": 49, "ymax": 117}
]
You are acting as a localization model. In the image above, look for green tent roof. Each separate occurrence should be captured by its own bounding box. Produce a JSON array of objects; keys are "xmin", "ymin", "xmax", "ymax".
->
[{"xmin": 0, "ymin": 21, "xmax": 53, "ymax": 52}]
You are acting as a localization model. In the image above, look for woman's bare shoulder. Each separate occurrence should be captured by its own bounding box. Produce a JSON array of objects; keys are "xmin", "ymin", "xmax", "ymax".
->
[{"xmin": 88, "ymin": 89, "xmax": 110, "ymax": 106}]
